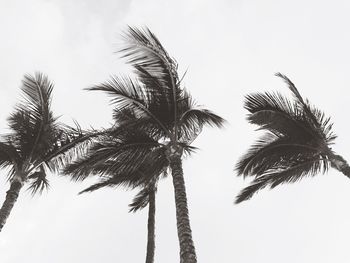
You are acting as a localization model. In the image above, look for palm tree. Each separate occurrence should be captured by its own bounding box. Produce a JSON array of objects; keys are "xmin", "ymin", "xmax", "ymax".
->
[
  {"xmin": 64, "ymin": 122, "xmax": 173, "ymax": 263},
  {"xmin": 0, "ymin": 73, "xmax": 92, "ymax": 231},
  {"xmin": 235, "ymin": 73, "xmax": 350, "ymax": 203},
  {"xmin": 84, "ymin": 27, "xmax": 225, "ymax": 262}
]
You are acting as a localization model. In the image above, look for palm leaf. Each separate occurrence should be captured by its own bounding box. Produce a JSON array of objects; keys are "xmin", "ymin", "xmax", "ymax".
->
[
  {"xmin": 236, "ymin": 134, "xmax": 321, "ymax": 177},
  {"xmin": 8, "ymin": 73, "xmax": 57, "ymax": 162},
  {"xmin": 27, "ymin": 165, "xmax": 50, "ymax": 195},
  {"xmin": 275, "ymin": 73, "xmax": 304, "ymax": 103},
  {"xmin": 244, "ymin": 92, "xmax": 316, "ymax": 139},
  {"xmin": 129, "ymin": 184, "xmax": 157, "ymax": 213},
  {"xmin": 41, "ymin": 124, "xmax": 100, "ymax": 173},
  {"xmin": 120, "ymin": 26, "xmax": 180, "ymax": 103},
  {"xmin": 89, "ymin": 76, "xmax": 148, "ymax": 114},
  {"xmin": 88, "ymin": 76, "xmax": 172, "ymax": 139},
  {"xmin": 178, "ymin": 107, "xmax": 226, "ymax": 142},
  {"xmin": 78, "ymin": 176, "xmax": 133, "ymax": 194},
  {"xmin": 275, "ymin": 73, "xmax": 336, "ymax": 143},
  {"xmin": 64, "ymin": 131, "xmax": 163, "ymax": 181},
  {"xmin": 78, "ymin": 148, "xmax": 168, "ymax": 194},
  {"xmin": 235, "ymin": 157, "xmax": 328, "ymax": 203}
]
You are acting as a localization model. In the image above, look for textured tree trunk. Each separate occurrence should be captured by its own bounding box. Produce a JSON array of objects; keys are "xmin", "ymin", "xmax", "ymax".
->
[
  {"xmin": 0, "ymin": 177, "xmax": 23, "ymax": 232},
  {"xmin": 330, "ymin": 153, "xmax": 350, "ymax": 178},
  {"xmin": 167, "ymin": 145, "xmax": 197, "ymax": 263},
  {"xmin": 145, "ymin": 189, "xmax": 156, "ymax": 263}
]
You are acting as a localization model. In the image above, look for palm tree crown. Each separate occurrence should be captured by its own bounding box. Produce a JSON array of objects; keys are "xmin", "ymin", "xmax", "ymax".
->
[
  {"xmin": 0, "ymin": 73, "xmax": 90, "ymax": 231},
  {"xmin": 235, "ymin": 73, "xmax": 350, "ymax": 203},
  {"xmin": 65, "ymin": 120, "xmax": 168, "ymax": 263},
  {"xmin": 90, "ymin": 27, "xmax": 224, "ymax": 145}
]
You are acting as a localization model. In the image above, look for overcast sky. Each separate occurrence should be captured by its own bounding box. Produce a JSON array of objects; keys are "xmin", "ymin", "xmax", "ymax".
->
[{"xmin": 1, "ymin": 0, "xmax": 350, "ymax": 262}]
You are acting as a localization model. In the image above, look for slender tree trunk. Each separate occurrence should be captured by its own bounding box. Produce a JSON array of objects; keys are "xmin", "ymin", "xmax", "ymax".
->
[
  {"xmin": 330, "ymin": 153, "xmax": 350, "ymax": 178},
  {"xmin": 145, "ymin": 189, "xmax": 156, "ymax": 263},
  {"xmin": 0, "ymin": 177, "xmax": 23, "ymax": 232},
  {"xmin": 167, "ymin": 145, "xmax": 197, "ymax": 263}
]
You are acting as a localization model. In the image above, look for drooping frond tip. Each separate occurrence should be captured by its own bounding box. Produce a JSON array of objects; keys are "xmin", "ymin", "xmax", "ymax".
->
[
  {"xmin": 274, "ymin": 72, "xmax": 303, "ymax": 103},
  {"xmin": 235, "ymin": 156, "xmax": 329, "ymax": 203},
  {"xmin": 78, "ymin": 179, "xmax": 115, "ymax": 195}
]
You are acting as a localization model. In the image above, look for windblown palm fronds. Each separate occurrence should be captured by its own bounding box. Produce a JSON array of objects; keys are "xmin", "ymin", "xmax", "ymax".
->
[
  {"xmin": 0, "ymin": 73, "xmax": 95, "ymax": 231},
  {"xmin": 66, "ymin": 27, "xmax": 225, "ymax": 263},
  {"xmin": 235, "ymin": 73, "xmax": 349, "ymax": 204},
  {"xmin": 89, "ymin": 27, "xmax": 225, "ymax": 144},
  {"xmin": 64, "ymin": 119, "xmax": 169, "ymax": 263}
]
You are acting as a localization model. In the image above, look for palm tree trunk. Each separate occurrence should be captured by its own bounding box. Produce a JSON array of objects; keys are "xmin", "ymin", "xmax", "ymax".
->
[
  {"xmin": 145, "ymin": 189, "xmax": 156, "ymax": 263},
  {"xmin": 0, "ymin": 178, "xmax": 23, "ymax": 232},
  {"xmin": 167, "ymin": 146, "xmax": 197, "ymax": 263},
  {"xmin": 330, "ymin": 153, "xmax": 350, "ymax": 178}
]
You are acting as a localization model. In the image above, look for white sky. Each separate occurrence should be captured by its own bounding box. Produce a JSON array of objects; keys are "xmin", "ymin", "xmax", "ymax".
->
[{"xmin": 1, "ymin": 0, "xmax": 350, "ymax": 262}]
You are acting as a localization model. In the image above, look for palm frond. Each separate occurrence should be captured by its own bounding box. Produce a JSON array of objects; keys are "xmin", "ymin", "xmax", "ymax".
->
[
  {"xmin": 7, "ymin": 73, "xmax": 58, "ymax": 162},
  {"xmin": 178, "ymin": 107, "xmax": 226, "ymax": 143},
  {"xmin": 88, "ymin": 76, "xmax": 149, "ymax": 114},
  {"xmin": 244, "ymin": 92, "xmax": 315, "ymax": 139},
  {"xmin": 20, "ymin": 73, "xmax": 53, "ymax": 121},
  {"xmin": 42, "ymin": 124, "xmax": 100, "ymax": 173},
  {"xmin": 180, "ymin": 144, "xmax": 198, "ymax": 157},
  {"xmin": 129, "ymin": 184, "xmax": 157, "ymax": 213},
  {"xmin": 133, "ymin": 65, "xmax": 171, "ymax": 106},
  {"xmin": 235, "ymin": 178, "xmax": 270, "ymax": 204},
  {"xmin": 236, "ymin": 134, "xmax": 321, "ymax": 177},
  {"xmin": 268, "ymin": 158, "xmax": 329, "ymax": 188},
  {"xmin": 120, "ymin": 26, "xmax": 180, "ymax": 102},
  {"xmin": 275, "ymin": 73, "xmax": 304, "ymax": 103},
  {"xmin": 235, "ymin": 157, "xmax": 328, "ymax": 203},
  {"xmin": 88, "ymin": 76, "xmax": 172, "ymax": 139},
  {"xmin": 275, "ymin": 73, "xmax": 336, "ymax": 144},
  {"xmin": 27, "ymin": 165, "xmax": 50, "ymax": 195},
  {"xmin": 78, "ymin": 148, "xmax": 167, "ymax": 195},
  {"xmin": 244, "ymin": 91, "xmax": 295, "ymax": 116},
  {"xmin": 64, "ymin": 131, "xmax": 164, "ymax": 182},
  {"xmin": 111, "ymin": 110, "xmax": 167, "ymax": 141},
  {"xmin": 6, "ymin": 110, "xmax": 34, "ymax": 158},
  {"xmin": 78, "ymin": 177, "xmax": 126, "ymax": 194},
  {"xmin": 307, "ymin": 104, "xmax": 337, "ymax": 144}
]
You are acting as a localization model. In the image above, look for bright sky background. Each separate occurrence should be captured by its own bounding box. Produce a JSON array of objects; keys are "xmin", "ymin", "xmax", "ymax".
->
[{"xmin": 1, "ymin": 0, "xmax": 350, "ymax": 262}]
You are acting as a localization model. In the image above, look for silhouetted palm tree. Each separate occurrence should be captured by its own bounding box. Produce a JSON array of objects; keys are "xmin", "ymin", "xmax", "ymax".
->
[
  {"xmin": 0, "ymin": 73, "xmax": 91, "ymax": 231},
  {"xmin": 235, "ymin": 73, "xmax": 350, "ymax": 203},
  {"xmin": 65, "ymin": 122, "xmax": 174, "ymax": 263},
  {"xmin": 85, "ymin": 27, "xmax": 225, "ymax": 262}
]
